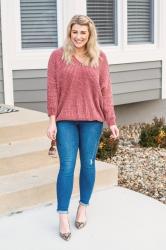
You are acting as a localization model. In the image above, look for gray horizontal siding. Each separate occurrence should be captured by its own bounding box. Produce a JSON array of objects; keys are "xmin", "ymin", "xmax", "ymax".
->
[
  {"xmin": 0, "ymin": 69, "xmax": 4, "ymax": 82},
  {"xmin": 113, "ymin": 79, "xmax": 160, "ymax": 95},
  {"xmin": 13, "ymin": 69, "xmax": 46, "ymax": 79},
  {"xmin": 0, "ymin": 2, "xmax": 4, "ymax": 104},
  {"xmin": 114, "ymin": 89, "xmax": 160, "ymax": 105},
  {"xmin": 110, "ymin": 60, "xmax": 161, "ymax": 105},
  {"xmin": 13, "ymin": 69, "xmax": 47, "ymax": 113},
  {"xmin": 14, "ymin": 90, "xmax": 45, "ymax": 102},
  {"xmin": 13, "ymin": 60, "xmax": 162, "ymax": 113},
  {"xmin": 13, "ymin": 102, "xmax": 46, "ymax": 113},
  {"xmin": 0, "ymin": 58, "xmax": 3, "ymax": 69},
  {"xmin": 0, "ymin": 92, "xmax": 4, "ymax": 102},
  {"xmin": 14, "ymin": 78, "xmax": 46, "ymax": 90},
  {"xmin": 110, "ymin": 61, "xmax": 161, "ymax": 72}
]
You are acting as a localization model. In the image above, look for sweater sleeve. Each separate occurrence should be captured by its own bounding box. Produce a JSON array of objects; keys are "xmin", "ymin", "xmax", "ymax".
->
[
  {"xmin": 99, "ymin": 52, "xmax": 116, "ymax": 127},
  {"xmin": 47, "ymin": 51, "xmax": 58, "ymax": 117}
]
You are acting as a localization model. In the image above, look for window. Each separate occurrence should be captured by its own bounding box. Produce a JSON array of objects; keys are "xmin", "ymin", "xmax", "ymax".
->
[
  {"xmin": 127, "ymin": 0, "xmax": 154, "ymax": 44},
  {"xmin": 87, "ymin": 0, "xmax": 117, "ymax": 45},
  {"xmin": 20, "ymin": 0, "xmax": 58, "ymax": 49}
]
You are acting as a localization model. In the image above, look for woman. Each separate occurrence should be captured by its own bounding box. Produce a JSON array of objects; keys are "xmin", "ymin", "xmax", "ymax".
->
[{"xmin": 47, "ymin": 15, "xmax": 119, "ymax": 241}]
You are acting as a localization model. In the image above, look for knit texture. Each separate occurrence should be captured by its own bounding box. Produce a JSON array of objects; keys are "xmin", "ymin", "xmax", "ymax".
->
[{"xmin": 47, "ymin": 47, "xmax": 116, "ymax": 126}]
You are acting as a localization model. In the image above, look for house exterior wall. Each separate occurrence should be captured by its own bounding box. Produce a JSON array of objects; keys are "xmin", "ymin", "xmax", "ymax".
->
[
  {"xmin": 13, "ymin": 69, "xmax": 46, "ymax": 112},
  {"xmin": 0, "ymin": 2, "xmax": 4, "ymax": 104},
  {"xmin": 111, "ymin": 60, "xmax": 161, "ymax": 105},
  {"xmin": 115, "ymin": 99, "xmax": 166, "ymax": 125}
]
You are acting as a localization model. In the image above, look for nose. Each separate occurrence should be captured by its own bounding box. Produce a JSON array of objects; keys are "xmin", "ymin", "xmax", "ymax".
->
[{"xmin": 75, "ymin": 33, "xmax": 82, "ymax": 39}]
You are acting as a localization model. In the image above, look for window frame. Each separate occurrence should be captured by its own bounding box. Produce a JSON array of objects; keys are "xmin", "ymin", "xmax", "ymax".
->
[
  {"xmin": 125, "ymin": 0, "xmax": 157, "ymax": 50},
  {"xmin": 127, "ymin": 0, "xmax": 154, "ymax": 44},
  {"xmin": 1, "ymin": 0, "xmax": 64, "ymax": 70},
  {"xmin": 16, "ymin": 0, "xmax": 63, "ymax": 66},
  {"xmin": 86, "ymin": 0, "xmax": 118, "ymax": 46},
  {"xmin": 20, "ymin": 0, "xmax": 59, "ymax": 49}
]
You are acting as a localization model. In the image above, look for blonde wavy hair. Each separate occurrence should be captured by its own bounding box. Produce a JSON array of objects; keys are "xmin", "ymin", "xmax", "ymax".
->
[{"xmin": 62, "ymin": 15, "xmax": 100, "ymax": 67}]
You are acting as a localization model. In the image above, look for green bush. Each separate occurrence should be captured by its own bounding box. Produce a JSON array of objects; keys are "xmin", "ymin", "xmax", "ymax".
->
[
  {"xmin": 96, "ymin": 128, "xmax": 119, "ymax": 161},
  {"xmin": 139, "ymin": 117, "xmax": 166, "ymax": 148}
]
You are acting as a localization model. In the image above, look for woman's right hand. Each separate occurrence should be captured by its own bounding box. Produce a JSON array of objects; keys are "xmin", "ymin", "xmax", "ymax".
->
[{"xmin": 47, "ymin": 121, "xmax": 57, "ymax": 141}]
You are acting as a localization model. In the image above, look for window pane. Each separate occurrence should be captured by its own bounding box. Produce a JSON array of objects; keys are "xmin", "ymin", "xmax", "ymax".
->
[
  {"xmin": 128, "ymin": 0, "xmax": 154, "ymax": 44},
  {"xmin": 87, "ymin": 0, "xmax": 117, "ymax": 45},
  {"xmin": 20, "ymin": 0, "xmax": 58, "ymax": 48}
]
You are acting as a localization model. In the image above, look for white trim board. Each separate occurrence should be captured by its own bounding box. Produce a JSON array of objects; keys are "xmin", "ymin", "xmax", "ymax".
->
[{"xmin": 0, "ymin": 0, "xmax": 14, "ymax": 105}]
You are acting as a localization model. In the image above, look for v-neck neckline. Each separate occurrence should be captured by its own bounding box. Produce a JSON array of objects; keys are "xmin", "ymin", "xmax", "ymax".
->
[{"xmin": 73, "ymin": 54, "xmax": 86, "ymax": 66}]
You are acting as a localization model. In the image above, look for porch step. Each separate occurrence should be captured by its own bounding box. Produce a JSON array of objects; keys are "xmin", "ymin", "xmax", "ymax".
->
[
  {"xmin": 0, "ymin": 136, "xmax": 51, "ymax": 159},
  {"xmin": 0, "ymin": 105, "xmax": 48, "ymax": 127},
  {"xmin": 0, "ymin": 121, "xmax": 49, "ymax": 144},
  {"xmin": 0, "ymin": 150, "xmax": 58, "ymax": 176},
  {"xmin": 0, "ymin": 105, "xmax": 48, "ymax": 143}
]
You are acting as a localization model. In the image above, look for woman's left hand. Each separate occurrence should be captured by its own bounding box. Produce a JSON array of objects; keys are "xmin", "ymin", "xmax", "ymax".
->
[{"xmin": 109, "ymin": 124, "xmax": 119, "ymax": 140}]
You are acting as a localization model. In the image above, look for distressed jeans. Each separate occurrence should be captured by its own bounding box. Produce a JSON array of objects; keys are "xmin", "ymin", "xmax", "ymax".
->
[{"xmin": 55, "ymin": 120, "xmax": 103, "ymax": 214}]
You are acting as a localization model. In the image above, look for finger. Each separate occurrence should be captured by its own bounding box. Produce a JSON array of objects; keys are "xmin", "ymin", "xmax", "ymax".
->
[
  {"xmin": 113, "ymin": 128, "xmax": 119, "ymax": 137},
  {"xmin": 49, "ymin": 134, "xmax": 52, "ymax": 140},
  {"xmin": 114, "ymin": 130, "xmax": 118, "ymax": 138},
  {"xmin": 112, "ymin": 131, "xmax": 118, "ymax": 139},
  {"xmin": 52, "ymin": 133, "xmax": 55, "ymax": 139},
  {"xmin": 47, "ymin": 133, "xmax": 51, "ymax": 140},
  {"xmin": 110, "ymin": 132, "xmax": 116, "ymax": 139},
  {"xmin": 50, "ymin": 134, "xmax": 55, "ymax": 140},
  {"xmin": 48, "ymin": 132, "xmax": 54, "ymax": 141},
  {"xmin": 47, "ymin": 128, "xmax": 55, "ymax": 138},
  {"xmin": 47, "ymin": 131, "xmax": 51, "ymax": 140},
  {"xmin": 116, "ymin": 129, "xmax": 120, "ymax": 138}
]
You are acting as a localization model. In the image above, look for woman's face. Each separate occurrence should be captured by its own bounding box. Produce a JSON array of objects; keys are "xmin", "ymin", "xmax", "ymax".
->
[{"xmin": 70, "ymin": 24, "xmax": 90, "ymax": 50}]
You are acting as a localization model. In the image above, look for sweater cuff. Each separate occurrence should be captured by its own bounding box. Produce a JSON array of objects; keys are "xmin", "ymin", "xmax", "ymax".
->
[
  {"xmin": 47, "ymin": 108, "xmax": 56, "ymax": 117},
  {"xmin": 106, "ymin": 116, "xmax": 116, "ymax": 127}
]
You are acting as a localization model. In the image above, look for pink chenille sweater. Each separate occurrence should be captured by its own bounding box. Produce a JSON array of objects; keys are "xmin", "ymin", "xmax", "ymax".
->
[{"xmin": 47, "ymin": 47, "xmax": 116, "ymax": 126}]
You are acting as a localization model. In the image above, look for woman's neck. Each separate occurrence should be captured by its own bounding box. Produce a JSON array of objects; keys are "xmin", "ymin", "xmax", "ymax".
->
[{"xmin": 74, "ymin": 47, "xmax": 86, "ymax": 56}]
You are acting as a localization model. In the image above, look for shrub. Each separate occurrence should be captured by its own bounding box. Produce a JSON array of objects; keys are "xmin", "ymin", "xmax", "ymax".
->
[
  {"xmin": 139, "ymin": 117, "xmax": 166, "ymax": 148},
  {"xmin": 96, "ymin": 128, "xmax": 119, "ymax": 161}
]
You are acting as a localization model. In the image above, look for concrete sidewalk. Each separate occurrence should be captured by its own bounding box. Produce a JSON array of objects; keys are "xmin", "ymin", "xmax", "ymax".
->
[{"xmin": 0, "ymin": 186, "xmax": 165, "ymax": 250}]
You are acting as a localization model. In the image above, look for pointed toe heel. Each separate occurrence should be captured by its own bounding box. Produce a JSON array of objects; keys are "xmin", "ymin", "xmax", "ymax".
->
[
  {"xmin": 59, "ymin": 232, "xmax": 71, "ymax": 241},
  {"xmin": 75, "ymin": 220, "xmax": 87, "ymax": 229}
]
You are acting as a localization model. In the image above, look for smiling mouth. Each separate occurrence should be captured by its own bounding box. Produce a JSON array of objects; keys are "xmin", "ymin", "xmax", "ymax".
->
[{"xmin": 74, "ymin": 40, "xmax": 84, "ymax": 43}]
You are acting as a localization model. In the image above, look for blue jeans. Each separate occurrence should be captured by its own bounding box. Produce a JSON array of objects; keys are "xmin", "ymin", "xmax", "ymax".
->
[{"xmin": 55, "ymin": 120, "xmax": 103, "ymax": 214}]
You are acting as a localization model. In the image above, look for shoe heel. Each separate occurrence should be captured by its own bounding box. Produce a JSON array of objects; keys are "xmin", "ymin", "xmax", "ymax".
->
[
  {"xmin": 59, "ymin": 218, "xmax": 71, "ymax": 241},
  {"xmin": 75, "ymin": 204, "xmax": 87, "ymax": 229}
]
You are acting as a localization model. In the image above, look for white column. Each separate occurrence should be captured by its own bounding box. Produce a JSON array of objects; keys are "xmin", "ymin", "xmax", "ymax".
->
[{"xmin": 1, "ymin": 0, "xmax": 14, "ymax": 105}]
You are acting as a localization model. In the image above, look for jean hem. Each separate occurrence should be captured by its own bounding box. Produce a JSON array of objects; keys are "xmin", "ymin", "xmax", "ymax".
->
[
  {"xmin": 57, "ymin": 210, "xmax": 69, "ymax": 214},
  {"xmin": 79, "ymin": 201, "xmax": 89, "ymax": 206}
]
